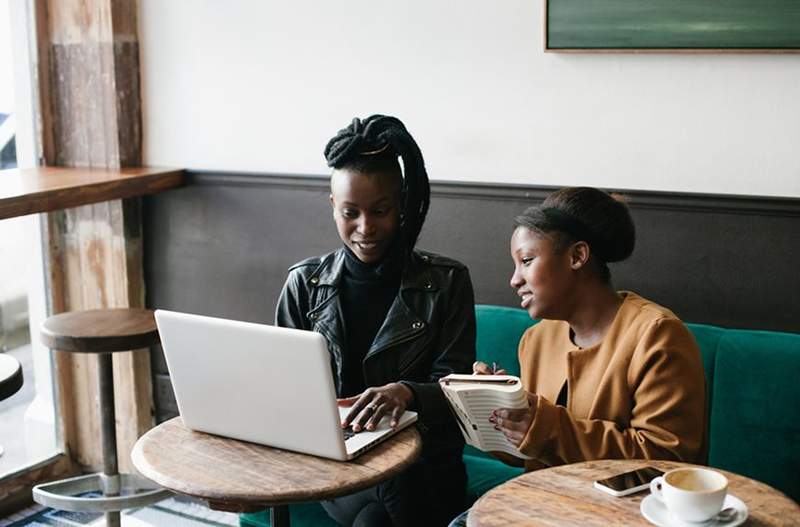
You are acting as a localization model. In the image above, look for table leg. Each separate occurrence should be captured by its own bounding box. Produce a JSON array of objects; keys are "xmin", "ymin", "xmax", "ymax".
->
[
  {"xmin": 270, "ymin": 505, "xmax": 290, "ymax": 527},
  {"xmin": 104, "ymin": 511, "xmax": 120, "ymax": 526},
  {"xmin": 98, "ymin": 353, "xmax": 120, "ymax": 527}
]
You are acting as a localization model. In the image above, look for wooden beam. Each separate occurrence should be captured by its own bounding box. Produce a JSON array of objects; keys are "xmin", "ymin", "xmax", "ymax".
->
[
  {"xmin": 33, "ymin": 0, "xmax": 154, "ymax": 473},
  {"xmin": 0, "ymin": 166, "xmax": 184, "ymax": 220}
]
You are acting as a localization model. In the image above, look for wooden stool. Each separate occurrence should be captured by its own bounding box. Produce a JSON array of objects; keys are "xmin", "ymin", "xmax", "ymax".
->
[
  {"xmin": 32, "ymin": 309, "xmax": 171, "ymax": 527},
  {"xmin": 0, "ymin": 353, "xmax": 24, "ymax": 457}
]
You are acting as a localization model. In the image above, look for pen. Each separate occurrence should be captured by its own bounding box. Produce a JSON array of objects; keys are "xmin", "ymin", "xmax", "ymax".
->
[{"xmin": 492, "ymin": 362, "xmax": 497, "ymax": 374}]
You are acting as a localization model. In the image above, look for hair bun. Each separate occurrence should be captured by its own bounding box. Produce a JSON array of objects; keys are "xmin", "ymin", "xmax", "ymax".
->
[
  {"xmin": 515, "ymin": 187, "xmax": 636, "ymax": 282},
  {"xmin": 324, "ymin": 115, "xmax": 405, "ymax": 168}
]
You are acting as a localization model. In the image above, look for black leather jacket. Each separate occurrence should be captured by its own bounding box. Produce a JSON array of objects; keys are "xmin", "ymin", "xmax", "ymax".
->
[{"xmin": 275, "ymin": 247, "xmax": 476, "ymax": 463}]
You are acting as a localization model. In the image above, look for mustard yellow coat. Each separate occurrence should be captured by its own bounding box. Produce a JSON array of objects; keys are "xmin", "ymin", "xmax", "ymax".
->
[{"xmin": 517, "ymin": 292, "xmax": 706, "ymax": 471}]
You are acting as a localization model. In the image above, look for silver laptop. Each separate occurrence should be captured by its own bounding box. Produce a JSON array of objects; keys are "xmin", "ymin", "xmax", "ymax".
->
[{"xmin": 154, "ymin": 309, "xmax": 418, "ymax": 461}]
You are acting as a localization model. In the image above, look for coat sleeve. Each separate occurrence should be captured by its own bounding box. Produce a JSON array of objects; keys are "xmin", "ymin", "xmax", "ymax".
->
[
  {"xmin": 401, "ymin": 266, "xmax": 477, "ymax": 424},
  {"xmin": 518, "ymin": 318, "xmax": 706, "ymax": 466},
  {"xmin": 274, "ymin": 269, "xmax": 310, "ymax": 330}
]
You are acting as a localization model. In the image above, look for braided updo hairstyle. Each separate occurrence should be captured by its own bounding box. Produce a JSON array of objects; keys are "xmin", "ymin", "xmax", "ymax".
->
[
  {"xmin": 324, "ymin": 115, "xmax": 431, "ymax": 254},
  {"xmin": 514, "ymin": 187, "xmax": 636, "ymax": 283}
]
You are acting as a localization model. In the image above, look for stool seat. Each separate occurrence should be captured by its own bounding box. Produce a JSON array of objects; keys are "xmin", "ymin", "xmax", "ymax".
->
[
  {"xmin": 40, "ymin": 308, "xmax": 159, "ymax": 353},
  {"xmin": 0, "ymin": 353, "xmax": 23, "ymax": 401},
  {"xmin": 0, "ymin": 353, "xmax": 24, "ymax": 457}
]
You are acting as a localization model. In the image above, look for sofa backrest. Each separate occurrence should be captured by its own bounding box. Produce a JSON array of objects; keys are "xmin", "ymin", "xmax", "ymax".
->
[
  {"xmin": 684, "ymin": 323, "xmax": 725, "ymax": 403},
  {"xmin": 704, "ymin": 328, "xmax": 800, "ymax": 502},
  {"xmin": 469, "ymin": 305, "xmax": 536, "ymax": 459},
  {"xmin": 474, "ymin": 305, "xmax": 800, "ymax": 502},
  {"xmin": 475, "ymin": 304, "xmax": 537, "ymax": 377}
]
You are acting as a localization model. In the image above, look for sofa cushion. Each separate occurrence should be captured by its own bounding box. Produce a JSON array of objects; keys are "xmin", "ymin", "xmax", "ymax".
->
[
  {"xmin": 708, "ymin": 329, "xmax": 800, "ymax": 502},
  {"xmin": 464, "ymin": 454, "xmax": 525, "ymax": 502},
  {"xmin": 239, "ymin": 503, "xmax": 336, "ymax": 527}
]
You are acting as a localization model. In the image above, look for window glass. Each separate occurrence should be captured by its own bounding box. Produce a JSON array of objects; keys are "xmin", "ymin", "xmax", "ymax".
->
[{"xmin": 0, "ymin": 0, "xmax": 59, "ymax": 477}]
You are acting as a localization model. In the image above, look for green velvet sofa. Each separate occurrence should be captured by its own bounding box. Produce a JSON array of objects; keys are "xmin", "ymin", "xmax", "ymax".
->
[{"xmin": 240, "ymin": 304, "xmax": 800, "ymax": 526}]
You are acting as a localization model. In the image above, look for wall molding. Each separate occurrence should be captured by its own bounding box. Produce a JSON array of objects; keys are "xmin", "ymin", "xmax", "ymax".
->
[{"xmin": 187, "ymin": 170, "xmax": 800, "ymax": 217}]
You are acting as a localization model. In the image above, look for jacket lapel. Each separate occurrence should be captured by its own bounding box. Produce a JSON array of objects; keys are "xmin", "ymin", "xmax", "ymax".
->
[
  {"xmin": 305, "ymin": 251, "xmax": 347, "ymax": 382},
  {"xmin": 365, "ymin": 252, "xmax": 438, "ymax": 359},
  {"xmin": 305, "ymin": 249, "xmax": 438, "ymax": 369}
]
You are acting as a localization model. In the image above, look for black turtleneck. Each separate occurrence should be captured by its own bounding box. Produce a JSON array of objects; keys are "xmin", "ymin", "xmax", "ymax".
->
[{"xmin": 339, "ymin": 243, "xmax": 403, "ymax": 397}]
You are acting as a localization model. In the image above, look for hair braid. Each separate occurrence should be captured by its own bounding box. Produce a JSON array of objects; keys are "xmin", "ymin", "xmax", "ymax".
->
[{"xmin": 324, "ymin": 115, "xmax": 431, "ymax": 252}]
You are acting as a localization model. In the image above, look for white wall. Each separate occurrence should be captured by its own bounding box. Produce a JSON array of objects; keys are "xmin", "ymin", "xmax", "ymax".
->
[{"xmin": 139, "ymin": 1, "xmax": 800, "ymax": 198}]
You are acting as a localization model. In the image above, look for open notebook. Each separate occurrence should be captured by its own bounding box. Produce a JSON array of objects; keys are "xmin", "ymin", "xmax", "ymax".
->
[{"xmin": 439, "ymin": 374, "xmax": 531, "ymax": 459}]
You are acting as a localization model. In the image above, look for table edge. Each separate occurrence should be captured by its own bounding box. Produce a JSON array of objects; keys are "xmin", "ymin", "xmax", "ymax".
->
[{"xmin": 131, "ymin": 417, "xmax": 423, "ymax": 509}]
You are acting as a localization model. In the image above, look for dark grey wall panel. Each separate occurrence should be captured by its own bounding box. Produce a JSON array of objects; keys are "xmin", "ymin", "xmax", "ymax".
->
[
  {"xmin": 143, "ymin": 172, "xmax": 800, "ymax": 422},
  {"xmin": 144, "ymin": 173, "xmax": 338, "ymax": 324}
]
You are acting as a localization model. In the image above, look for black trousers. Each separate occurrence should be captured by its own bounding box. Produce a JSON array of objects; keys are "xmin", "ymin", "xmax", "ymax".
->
[{"xmin": 321, "ymin": 459, "xmax": 466, "ymax": 527}]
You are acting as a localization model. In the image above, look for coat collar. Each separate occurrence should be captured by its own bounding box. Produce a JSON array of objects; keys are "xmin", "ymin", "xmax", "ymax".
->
[{"xmin": 305, "ymin": 247, "xmax": 441, "ymax": 292}]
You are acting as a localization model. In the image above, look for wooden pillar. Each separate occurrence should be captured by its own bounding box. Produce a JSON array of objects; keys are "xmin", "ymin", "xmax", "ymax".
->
[{"xmin": 33, "ymin": 0, "xmax": 152, "ymax": 472}]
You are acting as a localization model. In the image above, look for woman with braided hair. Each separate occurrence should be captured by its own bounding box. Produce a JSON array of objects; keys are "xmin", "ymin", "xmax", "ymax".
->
[
  {"xmin": 276, "ymin": 115, "xmax": 475, "ymax": 526},
  {"xmin": 449, "ymin": 187, "xmax": 706, "ymax": 526}
]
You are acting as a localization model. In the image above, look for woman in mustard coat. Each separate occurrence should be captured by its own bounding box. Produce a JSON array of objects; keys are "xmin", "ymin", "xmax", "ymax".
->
[{"xmin": 450, "ymin": 187, "xmax": 706, "ymax": 526}]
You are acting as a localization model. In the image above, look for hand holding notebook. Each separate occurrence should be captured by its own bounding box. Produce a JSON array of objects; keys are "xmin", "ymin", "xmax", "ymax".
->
[{"xmin": 439, "ymin": 373, "xmax": 532, "ymax": 459}]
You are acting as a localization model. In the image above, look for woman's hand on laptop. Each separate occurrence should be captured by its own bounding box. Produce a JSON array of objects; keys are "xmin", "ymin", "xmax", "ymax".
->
[{"xmin": 339, "ymin": 383, "xmax": 414, "ymax": 432}]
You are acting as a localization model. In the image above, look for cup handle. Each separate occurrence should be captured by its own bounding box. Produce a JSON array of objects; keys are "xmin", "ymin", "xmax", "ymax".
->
[{"xmin": 650, "ymin": 476, "xmax": 665, "ymax": 502}]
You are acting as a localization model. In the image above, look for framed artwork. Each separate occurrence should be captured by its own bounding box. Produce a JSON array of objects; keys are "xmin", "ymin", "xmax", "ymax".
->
[{"xmin": 545, "ymin": 0, "xmax": 800, "ymax": 53}]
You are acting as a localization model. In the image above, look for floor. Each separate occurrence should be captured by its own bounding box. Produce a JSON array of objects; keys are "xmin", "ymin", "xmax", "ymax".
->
[{"xmin": 0, "ymin": 494, "xmax": 240, "ymax": 526}]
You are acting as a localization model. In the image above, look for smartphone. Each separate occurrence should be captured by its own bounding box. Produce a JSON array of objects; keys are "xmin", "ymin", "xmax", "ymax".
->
[{"xmin": 593, "ymin": 466, "xmax": 665, "ymax": 497}]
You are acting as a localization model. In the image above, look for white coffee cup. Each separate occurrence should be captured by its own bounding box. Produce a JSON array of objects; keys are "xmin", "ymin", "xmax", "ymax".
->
[{"xmin": 649, "ymin": 467, "xmax": 728, "ymax": 523}]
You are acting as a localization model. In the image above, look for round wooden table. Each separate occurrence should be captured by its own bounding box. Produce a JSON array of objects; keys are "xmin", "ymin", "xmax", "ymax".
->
[
  {"xmin": 468, "ymin": 459, "xmax": 800, "ymax": 526},
  {"xmin": 132, "ymin": 416, "xmax": 422, "ymax": 527}
]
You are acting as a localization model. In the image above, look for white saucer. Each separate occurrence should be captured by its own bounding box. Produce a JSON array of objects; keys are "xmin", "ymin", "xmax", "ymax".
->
[{"xmin": 640, "ymin": 493, "xmax": 748, "ymax": 527}]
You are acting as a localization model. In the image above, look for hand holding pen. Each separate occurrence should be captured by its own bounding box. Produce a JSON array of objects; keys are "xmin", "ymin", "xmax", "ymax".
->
[{"xmin": 472, "ymin": 361, "xmax": 507, "ymax": 375}]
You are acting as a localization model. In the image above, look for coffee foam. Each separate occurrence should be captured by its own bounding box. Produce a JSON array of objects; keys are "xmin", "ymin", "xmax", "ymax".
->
[{"xmin": 667, "ymin": 469, "xmax": 726, "ymax": 492}]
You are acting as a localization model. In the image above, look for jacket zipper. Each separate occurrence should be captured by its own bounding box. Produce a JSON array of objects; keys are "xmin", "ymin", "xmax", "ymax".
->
[
  {"xmin": 397, "ymin": 339, "xmax": 431, "ymax": 375},
  {"xmin": 365, "ymin": 328, "xmax": 424, "ymax": 362}
]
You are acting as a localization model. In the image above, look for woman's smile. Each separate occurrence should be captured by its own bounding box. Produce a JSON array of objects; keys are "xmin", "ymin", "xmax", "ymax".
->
[
  {"xmin": 518, "ymin": 289, "xmax": 534, "ymax": 309},
  {"xmin": 353, "ymin": 239, "xmax": 382, "ymax": 252}
]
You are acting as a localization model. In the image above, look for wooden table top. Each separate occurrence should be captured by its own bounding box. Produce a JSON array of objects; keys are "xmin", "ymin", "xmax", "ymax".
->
[
  {"xmin": 0, "ymin": 353, "xmax": 23, "ymax": 401},
  {"xmin": 131, "ymin": 417, "xmax": 423, "ymax": 512},
  {"xmin": 0, "ymin": 166, "xmax": 184, "ymax": 220},
  {"xmin": 41, "ymin": 308, "xmax": 159, "ymax": 353},
  {"xmin": 468, "ymin": 459, "xmax": 800, "ymax": 527}
]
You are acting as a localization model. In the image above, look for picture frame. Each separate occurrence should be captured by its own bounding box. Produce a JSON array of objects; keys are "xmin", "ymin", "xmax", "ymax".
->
[{"xmin": 544, "ymin": 0, "xmax": 800, "ymax": 53}]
